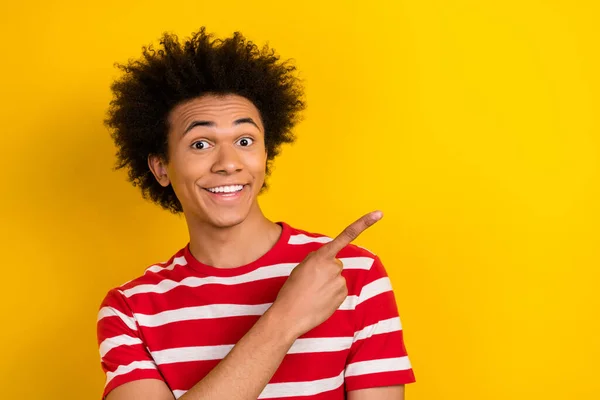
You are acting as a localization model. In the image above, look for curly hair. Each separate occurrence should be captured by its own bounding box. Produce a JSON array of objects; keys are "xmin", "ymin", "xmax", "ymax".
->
[{"xmin": 105, "ymin": 27, "xmax": 305, "ymax": 213}]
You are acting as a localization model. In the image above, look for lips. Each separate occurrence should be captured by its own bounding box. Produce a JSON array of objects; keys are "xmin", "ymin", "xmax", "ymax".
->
[
  {"xmin": 202, "ymin": 184, "xmax": 248, "ymax": 201},
  {"xmin": 204, "ymin": 184, "xmax": 247, "ymax": 194}
]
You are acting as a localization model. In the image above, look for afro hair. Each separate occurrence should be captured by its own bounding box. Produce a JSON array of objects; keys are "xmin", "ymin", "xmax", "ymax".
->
[{"xmin": 105, "ymin": 27, "xmax": 305, "ymax": 213}]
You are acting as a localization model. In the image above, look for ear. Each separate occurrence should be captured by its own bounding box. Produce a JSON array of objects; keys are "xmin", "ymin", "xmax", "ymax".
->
[{"xmin": 148, "ymin": 154, "xmax": 171, "ymax": 187}]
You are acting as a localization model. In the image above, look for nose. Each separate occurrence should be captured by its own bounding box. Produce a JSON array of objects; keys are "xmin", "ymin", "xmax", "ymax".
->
[{"xmin": 211, "ymin": 144, "xmax": 243, "ymax": 175}]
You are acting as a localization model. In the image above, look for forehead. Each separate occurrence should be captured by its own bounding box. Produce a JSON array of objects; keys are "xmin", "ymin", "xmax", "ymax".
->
[{"xmin": 168, "ymin": 94, "xmax": 263, "ymax": 130}]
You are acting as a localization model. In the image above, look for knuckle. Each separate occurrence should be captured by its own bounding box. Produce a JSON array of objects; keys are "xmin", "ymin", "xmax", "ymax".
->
[
  {"xmin": 308, "ymin": 251, "xmax": 323, "ymax": 263},
  {"xmin": 311, "ymin": 251, "xmax": 326, "ymax": 264},
  {"xmin": 339, "ymin": 285, "xmax": 348, "ymax": 299},
  {"xmin": 329, "ymin": 260, "xmax": 343, "ymax": 274},
  {"xmin": 343, "ymin": 226, "xmax": 359, "ymax": 240}
]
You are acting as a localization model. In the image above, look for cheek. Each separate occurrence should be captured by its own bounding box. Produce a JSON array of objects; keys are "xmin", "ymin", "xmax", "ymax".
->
[
  {"xmin": 169, "ymin": 153, "xmax": 206, "ymax": 186},
  {"xmin": 241, "ymin": 147, "xmax": 266, "ymax": 171},
  {"xmin": 251, "ymin": 152, "xmax": 268, "ymax": 177}
]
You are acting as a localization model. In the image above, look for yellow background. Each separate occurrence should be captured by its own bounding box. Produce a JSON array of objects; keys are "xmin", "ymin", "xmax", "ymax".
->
[{"xmin": 1, "ymin": 0, "xmax": 598, "ymax": 399}]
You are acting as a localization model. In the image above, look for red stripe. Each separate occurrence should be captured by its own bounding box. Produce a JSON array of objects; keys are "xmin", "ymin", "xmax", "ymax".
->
[
  {"xmin": 137, "ymin": 307, "xmax": 357, "ymax": 350},
  {"xmin": 355, "ymin": 291, "xmax": 401, "ymax": 328},
  {"xmin": 345, "ymin": 369, "xmax": 416, "ymax": 391},
  {"xmin": 348, "ymin": 330, "xmax": 409, "ymax": 364},
  {"xmin": 98, "ymin": 290, "xmax": 135, "ymax": 316}
]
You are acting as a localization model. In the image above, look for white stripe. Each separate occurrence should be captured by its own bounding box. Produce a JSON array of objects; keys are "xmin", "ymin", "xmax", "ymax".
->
[
  {"xmin": 125, "ymin": 257, "xmax": 375, "ymax": 298},
  {"xmin": 339, "ymin": 295, "xmax": 359, "ymax": 310},
  {"xmin": 134, "ymin": 303, "xmax": 272, "ymax": 328},
  {"xmin": 173, "ymin": 371, "xmax": 345, "ymax": 399},
  {"xmin": 123, "ymin": 263, "xmax": 298, "ymax": 297},
  {"xmin": 152, "ymin": 344, "xmax": 233, "ymax": 364},
  {"xmin": 151, "ymin": 336, "xmax": 354, "ymax": 365},
  {"xmin": 339, "ymin": 278, "xmax": 392, "ymax": 311},
  {"xmin": 345, "ymin": 356, "xmax": 412, "ymax": 377},
  {"xmin": 288, "ymin": 234, "xmax": 332, "ymax": 245},
  {"xmin": 353, "ymin": 317, "xmax": 402, "ymax": 342},
  {"xmin": 145, "ymin": 256, "xmax": 187, "ymax": 274},
  {"xmin": 99, "ymin": 334, "xmax": 143, "ymax": 358},
  {"xmin": 289, "ymin": 336, "xmax": 353, "ymax": 354},
  {"xmin": 288, "ymin": 234, "xmax": 376, "ymax": 257},
  {"xmin": 259, "ymin": 370, "xmax": 344, "ymax": 398},
  {"xmin": 97, "ymin": 307, "xmax": 138, "ymax": 331},
  {"xmin": 340, "ymin": 257, "xmax": 374, "ymax": 270},
  {"xmin": 105, "ymin": 360, "xmax": 157, "ymax": 386},
  {"xmin": 358, "ymin": 277, "xmax": 392, "ymax": 305}
]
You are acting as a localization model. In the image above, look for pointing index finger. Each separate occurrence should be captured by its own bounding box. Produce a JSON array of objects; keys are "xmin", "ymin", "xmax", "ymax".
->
[{"xmin": 319, "ymin": 211, "xmax": 383, "ymax": 259}]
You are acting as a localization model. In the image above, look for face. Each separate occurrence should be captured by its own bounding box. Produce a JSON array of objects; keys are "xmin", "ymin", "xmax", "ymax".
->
[{"xmin": 149, "ymin": 94, "xmax": 267, "ymax": 228}]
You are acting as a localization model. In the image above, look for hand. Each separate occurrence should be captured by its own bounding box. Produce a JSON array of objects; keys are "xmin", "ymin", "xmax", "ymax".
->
[{"xmin": 270, "ymin": 210, "xmax": 383, "ymax": 339}]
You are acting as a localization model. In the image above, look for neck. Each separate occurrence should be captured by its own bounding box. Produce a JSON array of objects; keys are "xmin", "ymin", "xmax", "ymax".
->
[{"xmin": 185, "ymin": 203, "xmax": 282, "ymax": 269}]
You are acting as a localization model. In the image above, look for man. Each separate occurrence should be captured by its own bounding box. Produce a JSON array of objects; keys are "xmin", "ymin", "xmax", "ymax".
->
[{"xmin": 97, "ymin": 27, "xmax": 415, "ymax": 399}]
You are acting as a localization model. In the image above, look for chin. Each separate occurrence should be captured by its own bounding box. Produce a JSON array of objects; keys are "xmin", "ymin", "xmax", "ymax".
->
[{"xmin": 207, "ymin": 212, "xmax": 249, "ymax": 229}]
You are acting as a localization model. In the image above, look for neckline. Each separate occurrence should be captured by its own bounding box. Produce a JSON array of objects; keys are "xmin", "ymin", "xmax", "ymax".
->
[{"xmin": 183, "ymin": 221, "xmax": 291, "ymax": 277}]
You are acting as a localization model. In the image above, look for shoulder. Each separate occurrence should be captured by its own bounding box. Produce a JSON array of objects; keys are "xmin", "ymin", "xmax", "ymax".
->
[{"xmin": 98, "ymin": 246, "xmax": 188, "ymax": 307}]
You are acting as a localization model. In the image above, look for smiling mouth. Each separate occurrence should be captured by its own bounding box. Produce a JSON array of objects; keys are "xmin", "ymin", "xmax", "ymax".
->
[{"xmin": 203, "ymin": 184, "xmax": 246, "ymax": 194}]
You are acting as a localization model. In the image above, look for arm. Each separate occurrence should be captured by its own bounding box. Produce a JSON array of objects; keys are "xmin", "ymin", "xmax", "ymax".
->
[
  {"xmin": 347, "ymin": 385, "xmax": 405, "ymax": 400},
  {"xmin": 107, "ymin": 307, "xmax": 297, "ymax": 400}
]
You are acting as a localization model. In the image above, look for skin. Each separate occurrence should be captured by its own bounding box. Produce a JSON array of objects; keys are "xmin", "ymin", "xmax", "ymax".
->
[
  {"xmin": 107, "ymin": 94, "xmax": 405, "ymax": 400},
  {"xmin": 149, "ymin": 94, "xmax": 282, "ymax": 269}
]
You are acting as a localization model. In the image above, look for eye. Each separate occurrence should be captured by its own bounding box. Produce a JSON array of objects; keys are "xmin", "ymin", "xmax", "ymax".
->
[
  {"xmin": 191, "ymin": 140, "xmax": 211, "ymax": 150},
  {"xmin": 237, "ymin": 137, "xmax": 254, "ymax": 147}
]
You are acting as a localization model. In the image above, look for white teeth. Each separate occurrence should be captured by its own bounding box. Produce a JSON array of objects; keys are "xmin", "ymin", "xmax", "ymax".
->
[{"xmin": 207, "ymin": 185, "xmax": 244, "ymax": 193}]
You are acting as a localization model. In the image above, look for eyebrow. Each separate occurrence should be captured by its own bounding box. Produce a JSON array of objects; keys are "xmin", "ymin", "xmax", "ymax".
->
[{"xmin": 183, "ymin": 117, "xmax": 261, "ymax": 135}]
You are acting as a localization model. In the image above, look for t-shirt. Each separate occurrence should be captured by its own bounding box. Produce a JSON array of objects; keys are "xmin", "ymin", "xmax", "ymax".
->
[{"xmin": 97, "ymin": 222, "xmax": 416, "ymax": 399}]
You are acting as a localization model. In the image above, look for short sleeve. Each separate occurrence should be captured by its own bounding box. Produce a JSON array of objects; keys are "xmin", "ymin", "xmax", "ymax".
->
[
  {"xmin": 97, "ymin": 289, "xmax": 165, "ymax": 398},
  {"xmin": 345, "ymin": 256, "xmax": 416, "ymax": 392}
]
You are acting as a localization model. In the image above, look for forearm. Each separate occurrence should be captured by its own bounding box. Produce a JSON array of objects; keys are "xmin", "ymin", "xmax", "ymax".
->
[{"xmin": 180, "ymin": 307, "xmax": 296, "ymax": 400}]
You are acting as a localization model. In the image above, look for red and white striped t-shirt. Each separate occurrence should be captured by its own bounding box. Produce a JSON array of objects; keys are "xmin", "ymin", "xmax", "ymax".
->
[{"xmin": 97, "ymin": 222, "xmax": 415, "ymax": 399}]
